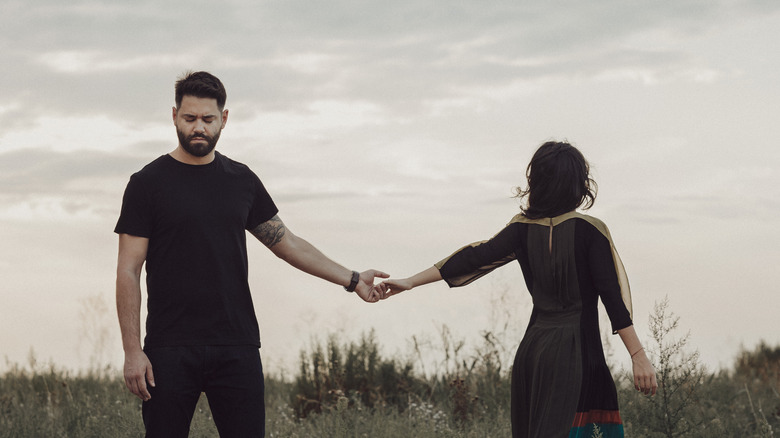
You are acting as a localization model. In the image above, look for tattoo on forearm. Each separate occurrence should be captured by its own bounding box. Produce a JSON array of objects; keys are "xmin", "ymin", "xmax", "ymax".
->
[{"xmin": 251, "ymin": 215, "xmax": 286, "ymax": 248}]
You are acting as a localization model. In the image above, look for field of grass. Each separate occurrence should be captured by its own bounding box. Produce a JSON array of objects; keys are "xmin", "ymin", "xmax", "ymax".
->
[
  {"xmin": 2, "ymin": 300, "xmax": 777, "ymax": 437},
  {"xmin": 0, "ymin": 364, "xmax": 511, "ymax": 437}
]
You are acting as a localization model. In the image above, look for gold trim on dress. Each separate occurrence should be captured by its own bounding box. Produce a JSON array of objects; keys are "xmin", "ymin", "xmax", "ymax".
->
[
  {"xmin": 507, "ymin": 212, "xmax": 633, "ymax": 321},
  {"xmin": 435, "ymin": 211, "xmax": 633, "ymax": 321}
]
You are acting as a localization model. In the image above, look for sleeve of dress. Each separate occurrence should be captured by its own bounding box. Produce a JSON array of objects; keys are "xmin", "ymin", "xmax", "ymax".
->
[
  {"xmin": 587, "ymin": 223, "xmax": 633, "ymax": 333},
  {"xmin": 434, "ymin": 222, "xmax": 521, "ymax": 288}
]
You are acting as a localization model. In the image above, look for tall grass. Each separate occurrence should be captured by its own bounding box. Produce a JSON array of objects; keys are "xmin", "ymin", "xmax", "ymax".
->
[
  {"xmin": 0, "ymin": 362, "xmax": 142, "ymax": 437},
  {"xmin": 2, "ymin": 299, "xmax": 778, "ymax": 437}
]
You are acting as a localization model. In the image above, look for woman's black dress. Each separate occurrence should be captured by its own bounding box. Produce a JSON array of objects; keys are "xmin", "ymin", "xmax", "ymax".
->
[{"xmin": 435, "ymin": 212, "xmax": 633, "ymax": 438}]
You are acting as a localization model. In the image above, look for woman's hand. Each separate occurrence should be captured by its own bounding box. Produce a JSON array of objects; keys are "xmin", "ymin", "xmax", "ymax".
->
[
  {"xmin": 376, "ymin": 267, "xmax": 443, "ymax": 300},
  {"xmin": 631, "ymin": 349, "xmax": 658, "ymax": 396},
  {"xmin": 377, "ymin": 278, "xmax": 414, "ymax": 299},
  {"xmin": 617, "ymin": 325, "xmax": 658, "ymax": 396}
]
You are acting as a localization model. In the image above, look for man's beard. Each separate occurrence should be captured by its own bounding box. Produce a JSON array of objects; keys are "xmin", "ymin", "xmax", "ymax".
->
[{"xmin": 177, "ymin": 128, "xmax": 221, "ymax": 158}]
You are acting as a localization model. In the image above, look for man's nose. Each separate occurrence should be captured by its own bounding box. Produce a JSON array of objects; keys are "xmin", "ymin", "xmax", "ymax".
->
[{"xmin": 194, "ymin": 120, "xmax": 207, "ymax": 133}]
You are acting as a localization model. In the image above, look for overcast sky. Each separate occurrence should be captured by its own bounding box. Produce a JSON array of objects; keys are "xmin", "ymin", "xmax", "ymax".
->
[{"xmin": 1, "ymin": 0, "xmax": 779, "ymax": 375}]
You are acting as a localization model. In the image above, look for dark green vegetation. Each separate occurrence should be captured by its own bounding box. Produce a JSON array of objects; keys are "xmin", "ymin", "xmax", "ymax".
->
[{"xmin": 2, "ymin": 300, "xmax": 777, "ymax": 437}]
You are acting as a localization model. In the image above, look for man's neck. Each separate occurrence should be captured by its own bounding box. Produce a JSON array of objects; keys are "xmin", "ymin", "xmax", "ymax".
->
[{"xmin": 169, "ymin": 146, "xmax": 216, "ymax": 165}]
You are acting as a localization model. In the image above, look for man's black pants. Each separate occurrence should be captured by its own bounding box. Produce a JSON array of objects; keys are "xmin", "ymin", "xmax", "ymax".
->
[{"xmin": 142, "ymin": 345, "xmax": 265, "ymax": 437}]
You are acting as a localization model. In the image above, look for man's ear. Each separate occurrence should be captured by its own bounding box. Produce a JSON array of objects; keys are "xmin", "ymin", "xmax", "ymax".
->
[
  {"xmin": 172, "ymin": 106, "xmax": 177, "ymax": 124},
  {"xmin": 221, "ymin": 109, "xmax": 229, "ymax": 129}
]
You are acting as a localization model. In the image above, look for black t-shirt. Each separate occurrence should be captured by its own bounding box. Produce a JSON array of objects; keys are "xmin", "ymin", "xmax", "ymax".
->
[{"xmin": 114, "ymin": 152, "xmax": 278, "ymax": 348}]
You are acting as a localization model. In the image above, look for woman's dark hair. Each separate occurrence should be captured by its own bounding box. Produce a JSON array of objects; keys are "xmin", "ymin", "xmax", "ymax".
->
[
  {"xmin": 175, "ymin": 71, "xmax": 227, "ymax": 110},
  {"xmin": 515, "ymin": 141, "xmax": 597, "ymax": 219}
]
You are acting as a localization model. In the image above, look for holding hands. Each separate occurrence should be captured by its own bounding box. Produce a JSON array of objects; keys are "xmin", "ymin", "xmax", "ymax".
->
[
  {"xmin": 373, "ymin": 266, "xmax": 443, "ymax": 301},
  {"xmin": 375, "ymin": 277, "xmax": 413, "ymax": 300},
  {"xmin": 353, "ymin": 269, "xmax": 391, "ymax": 303}
]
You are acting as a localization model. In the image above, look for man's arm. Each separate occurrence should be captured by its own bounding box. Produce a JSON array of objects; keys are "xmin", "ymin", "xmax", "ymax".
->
[
  {"xmin": 116, "ymin": 233, "xmax": 155, "ymax": 401},
  {"xmin": 249, "ymin": 215, "xmax": 387, "ymax": 302}
]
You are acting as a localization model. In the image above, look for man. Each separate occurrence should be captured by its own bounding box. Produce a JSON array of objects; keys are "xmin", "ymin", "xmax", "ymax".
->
[{"xmin": 115, "ymin": 71, "xmax": 387, "ymax": 437}]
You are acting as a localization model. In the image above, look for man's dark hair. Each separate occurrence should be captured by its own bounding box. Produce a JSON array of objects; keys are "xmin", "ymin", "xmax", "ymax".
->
[
  {"xmin": 175, "ymin": 71, "xmax": 227, "ymax": 110},
  {"xmin": 516, "ymin": 141, "xmax": 598, "ymax": 219}
]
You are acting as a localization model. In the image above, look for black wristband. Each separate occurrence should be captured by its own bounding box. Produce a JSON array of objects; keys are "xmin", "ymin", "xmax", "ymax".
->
[{"xmin": 344, "ymin": 270, "xmax": 360, "ymax": 292}]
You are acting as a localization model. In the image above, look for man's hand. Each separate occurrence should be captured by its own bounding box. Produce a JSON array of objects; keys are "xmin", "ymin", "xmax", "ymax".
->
[
  {"xmin": 354, "ymin": 269, "xmax": 390, "ymax": 303},
  {"xmin": 124, "ymin": 349, "xmax": 155, "ymax": 401}
]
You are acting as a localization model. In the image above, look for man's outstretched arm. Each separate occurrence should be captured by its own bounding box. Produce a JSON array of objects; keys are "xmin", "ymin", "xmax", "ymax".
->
[{"xmin": 250, "ymin": 215, "xmax": 387, "ymax": 302}]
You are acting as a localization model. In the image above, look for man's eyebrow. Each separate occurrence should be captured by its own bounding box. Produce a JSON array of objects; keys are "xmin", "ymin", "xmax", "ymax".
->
[{"xmin": 182, "ymin": 113, "xmax": 217, "ymax": 118}]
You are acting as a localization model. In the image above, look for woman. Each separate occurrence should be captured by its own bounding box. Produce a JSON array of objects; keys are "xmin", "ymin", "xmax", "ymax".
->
[{"xmin": 378, "ymin": 141, "xmax": 657, "ymax": 438}]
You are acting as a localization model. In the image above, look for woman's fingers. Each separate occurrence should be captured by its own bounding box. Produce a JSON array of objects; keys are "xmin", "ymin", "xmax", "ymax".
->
[{"xmin": 635, "ymin": 373, "xmax": 658, "ymax": 395}]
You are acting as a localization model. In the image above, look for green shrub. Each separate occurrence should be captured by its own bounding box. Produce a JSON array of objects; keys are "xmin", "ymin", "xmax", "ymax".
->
[{"xmin": 3, "ymin": 302, "xmax": 779, "ymax": 437}]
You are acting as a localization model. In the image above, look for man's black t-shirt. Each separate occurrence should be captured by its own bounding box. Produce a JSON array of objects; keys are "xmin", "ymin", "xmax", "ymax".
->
[{"xmin": 114, "ymin": 152, "xmax": 278, "ymax": 348}]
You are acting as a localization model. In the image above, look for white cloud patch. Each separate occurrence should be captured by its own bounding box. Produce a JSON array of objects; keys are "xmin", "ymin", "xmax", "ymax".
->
[
  {"xmin": 0, "ymin": 148, "xmax": 147, "ymax": 222},
  {"xmin": 35, "ymin": 50, "xmax": 196, "ymax": 74},
  {"xmin": 0, "ymin": 196, "xmax": 103, "ymax": 222},
  {"xmin": 230, "ymin": 99, "xmax": 388, "ymax": 145},
  {"xmin": 269, "ymin": 53, "xmax": 343, "ymax": 75},
  {"xmin": 0, "ymin": 115, "xmax": 170, "ymax": 153}
]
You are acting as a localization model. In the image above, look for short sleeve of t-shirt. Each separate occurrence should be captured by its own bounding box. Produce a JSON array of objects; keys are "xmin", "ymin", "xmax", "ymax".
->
[
  {"xmin": 115, "ymin": 173, "xmax": 153, "ymax": 238},
  {"xmin": 114, "ymin": 154, "xmax": 279, "ymax": 237},
  {"xmin": 245, "ymin": 172, "xmax": 278, "ymax": 231}
]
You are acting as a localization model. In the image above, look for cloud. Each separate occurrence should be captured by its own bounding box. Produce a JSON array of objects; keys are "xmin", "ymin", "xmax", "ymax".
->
[
  {"xmin": 0, "ymin": 148, "xmax": 134, "ymax": 192},
  {"xmin": 4, "ymin": 0, "xmax": 776, "ymax": 126},
  {"xmin": 0, "ymin": 148, "xmax": 148, "ymax": 221},
  {"xmin": 0, "ymin": 113, "xmax": 173, "ymax": 153},
  {"xmin": 35, "ymin": 51, "xmax": 195, "ymax": 74},
  {"xmin": 2, "ymin": 0, "xmax": 780, "ymax": 376}
]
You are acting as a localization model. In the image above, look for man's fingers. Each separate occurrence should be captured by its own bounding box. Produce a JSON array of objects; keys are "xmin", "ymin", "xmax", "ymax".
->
[
  {"xmin": 125, "ymin": 372, "xmax": 152, "ymax": 401},
  {"xmin": 126, "ymin": 377, "xmax": 144, "ymax": 400},
  {"xmin": 376, "ymin": 282, "xmax": 395, "ymax": 299},
  {"xmin": 364, "ymin": 269, "xmax": 389, "ymax": 280},
  {"xmin": 147, "ymin": 366, "xmax": 155, "ymax": 388},
  {"xmin": 124, "ymin": 377, "xmax": 135, "ymax": 395},
  {"xmin": 123, "ymin": 351, "xmax": 155, "ymax": 401},
  {"xmin": 137, "ymin": 375, "xmax": 151, "ymax": 400},
  {"xmin": 359, "ymin": 286, "xmax": 380, "ymax": 303}
]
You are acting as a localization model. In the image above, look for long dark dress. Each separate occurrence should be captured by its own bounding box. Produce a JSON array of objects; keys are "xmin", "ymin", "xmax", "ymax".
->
[{"xmin": 435, "ymin": 212, "xmax": 633, "ymax": 438}]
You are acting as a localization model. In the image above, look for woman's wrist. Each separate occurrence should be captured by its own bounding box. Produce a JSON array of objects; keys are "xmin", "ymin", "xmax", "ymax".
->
[{"xmin": 630, "ymin": 347, "xmax": 647, "ymax": 362}]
